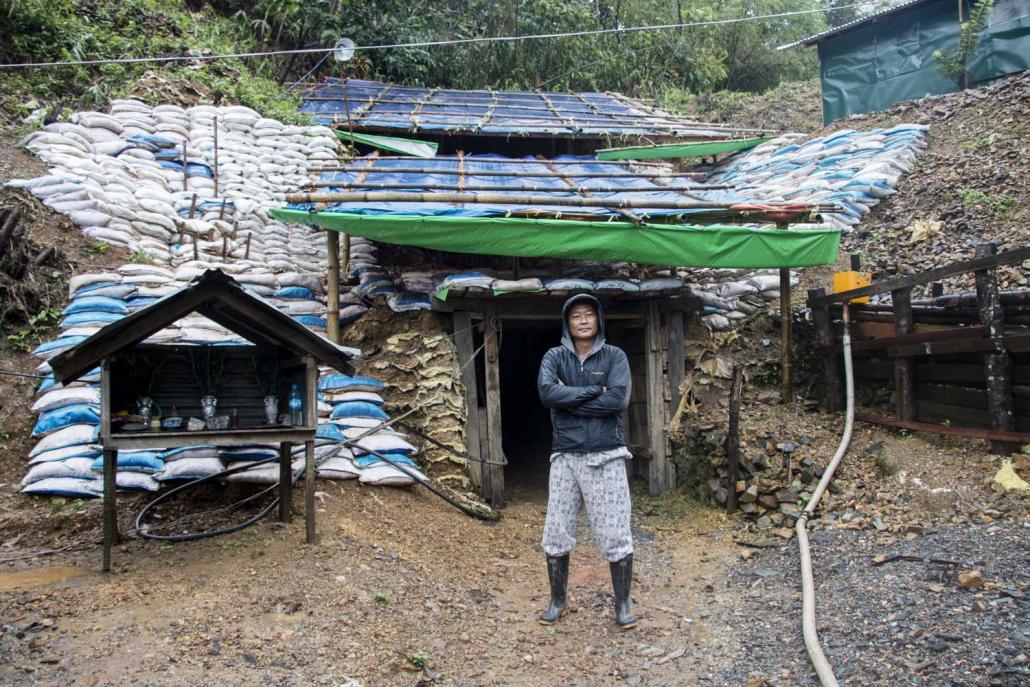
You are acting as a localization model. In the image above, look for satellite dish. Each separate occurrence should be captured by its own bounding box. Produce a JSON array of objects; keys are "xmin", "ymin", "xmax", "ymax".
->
[{"xmin": 333, "ymin": 38, "xmax": 356, "ymax": 63}]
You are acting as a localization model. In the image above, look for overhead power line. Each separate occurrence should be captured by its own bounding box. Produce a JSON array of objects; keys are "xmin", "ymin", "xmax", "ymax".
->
[{"xmin": 0, "ymin": 3, "xmax": 877, "ymax": 70}]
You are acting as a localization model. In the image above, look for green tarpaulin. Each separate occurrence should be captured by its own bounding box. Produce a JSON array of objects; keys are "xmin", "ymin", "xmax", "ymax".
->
[
  {"xmin": 270, "ymin": 208, "xmax": 841, "ymax": 268},
  {"xmin": 595, "ymin": 136, "xmax": 772, "ymax": 161},
  {"xmin": 334, "ymin": 130, "xmax": 438, "ymax": 158}
]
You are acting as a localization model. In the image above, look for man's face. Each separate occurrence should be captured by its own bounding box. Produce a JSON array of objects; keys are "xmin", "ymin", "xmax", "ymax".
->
[{"xmin": 567, "ymin": 302, "xmax": 599, "ymax": 342}]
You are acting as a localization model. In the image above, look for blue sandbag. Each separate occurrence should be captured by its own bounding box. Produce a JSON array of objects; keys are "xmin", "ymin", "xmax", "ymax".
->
[
  {"xmin": 33, "ymin": 336, "xmax": 88, "ymax": 356},
  {"xmin": 354, "ymin": 453, "xmax": 419, "ymax": 469},
  {"xmin": 32, "ymin": 404, "xmax": 100, "ymax": 436},
  {"xmin": 316, "ymin": 423, "xmax": 345, "ymax": 441},
  {"xmin": 277, "ymin": 286, "xmax": 318, "ymax": 300},
  {"xmin": 91, "ymin": 451, "xmax": 165, "ymax": 473},
  {"xmin": 64, "ymin": 296, "xmax": 128, "ymax": 315},
  {"xmin": 329, "ymin": 401, "xmax": 389, "ymax": 421},
  {"xmin": 60, "ymin": 311, "xmax": 124, "ymax": 327},
  {"xmin": 319, "ymin": 374, "xmax": 385, "ymax": 391}
]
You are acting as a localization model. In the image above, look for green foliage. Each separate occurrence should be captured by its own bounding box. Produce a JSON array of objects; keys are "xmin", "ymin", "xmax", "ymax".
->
[
  {"xmin": 374, "ymin": 590, "xmax": 392, "ymax": 604},
  {"xmin": 959, "ymin": 188, "xmax": 1018, "ymax": 219},
  {"xmin": 872, "ymin": 453, "xmax": 896, "ymax": 479},
  {"xmin": 407, "ymin": 650, "xmax": 429, "ymax": 668},
  {"xmin": 85, "ymin": 242, "xmax": 109, "ymax": 254},
  {"xmin": 933, "ymin": 0, "xmax": 994, "ymax": 88},
  {"xmin": 8, "ymin": 306, "xmax": 61, "ymax": 351},
  {"xmin": 129, "ymin": 248, "xmax": 156, "ymax": 264},
  {"xmin": 0, "ymin": 0, "xmax": 840, "ymax": 123}
]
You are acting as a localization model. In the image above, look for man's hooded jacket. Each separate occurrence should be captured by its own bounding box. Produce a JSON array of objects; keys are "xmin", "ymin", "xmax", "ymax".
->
[{"xmin": 537, "ymin": 294, "xmax": 632, "ymax": 453}]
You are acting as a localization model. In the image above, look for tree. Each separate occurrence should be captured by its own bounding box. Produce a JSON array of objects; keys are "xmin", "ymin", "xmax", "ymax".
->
[{"xmin": 933, "ymin": 0, "xmax": 995, "ymax": 89}]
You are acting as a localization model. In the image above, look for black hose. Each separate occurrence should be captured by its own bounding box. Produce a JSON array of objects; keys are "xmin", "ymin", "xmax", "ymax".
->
[{"xmin": 135, "ymin": 455, "xmax": 291, "ymax": 541}]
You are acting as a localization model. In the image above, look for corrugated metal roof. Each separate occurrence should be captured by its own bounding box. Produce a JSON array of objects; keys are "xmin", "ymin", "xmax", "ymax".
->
[
  {"xmin": 778, "ymin": 0, "xmax": 935, "ymax": 50},
  {"xmin": 299, "ymin": 78, "xmax": 764, "ymax": 141}
]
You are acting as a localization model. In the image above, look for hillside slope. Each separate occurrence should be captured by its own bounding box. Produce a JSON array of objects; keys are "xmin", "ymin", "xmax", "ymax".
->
[{"xmin": 833, "ymin": 71, "xmax": 1029, "ymax": 293}]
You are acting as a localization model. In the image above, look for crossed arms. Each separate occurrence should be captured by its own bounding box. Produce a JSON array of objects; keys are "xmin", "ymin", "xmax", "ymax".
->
[{"xmin": 537, "ymin": 349, "xmax": 631, "ymax": 418}]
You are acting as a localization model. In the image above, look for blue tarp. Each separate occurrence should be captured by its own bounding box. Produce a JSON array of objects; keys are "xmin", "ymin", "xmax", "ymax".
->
[
  {"xmin": 299, "ymin": 79, "xmax": 737, "ymax": 139},
  {"xmin": 295, "ymin": 154, "xmax": 744, "ymax": 219}
]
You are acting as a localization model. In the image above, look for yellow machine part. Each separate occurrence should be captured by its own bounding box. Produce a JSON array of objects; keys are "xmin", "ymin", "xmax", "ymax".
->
[{"xmin": 832, "ymin": 271, "xmax": 872, "ymax": 303}]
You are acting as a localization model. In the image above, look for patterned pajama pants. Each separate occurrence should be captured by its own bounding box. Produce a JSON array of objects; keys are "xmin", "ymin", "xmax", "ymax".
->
[{"xmin": 541, "ymin": 452, "xmax": 633, "ymax": 562}]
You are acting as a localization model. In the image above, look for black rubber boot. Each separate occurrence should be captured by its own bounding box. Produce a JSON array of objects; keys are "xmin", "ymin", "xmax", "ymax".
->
[
  {"xmin": 609, "ymin": 554, "xmax": 637, "ymax": 629},
  {"xmin": 538, "ymin": 553, "xmax": 569, "ymax": 625}
]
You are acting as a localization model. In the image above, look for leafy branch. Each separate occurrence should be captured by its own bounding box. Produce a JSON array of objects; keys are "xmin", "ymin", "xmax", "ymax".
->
[{"xmin": 933, "ymin": 0, "xmax": 994, "ymax": 89}]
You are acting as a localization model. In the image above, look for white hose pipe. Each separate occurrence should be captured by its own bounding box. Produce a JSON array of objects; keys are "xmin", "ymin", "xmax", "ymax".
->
[{"xmin": 796, "ymin": 303, "xmax": 854, "ymax": 687}]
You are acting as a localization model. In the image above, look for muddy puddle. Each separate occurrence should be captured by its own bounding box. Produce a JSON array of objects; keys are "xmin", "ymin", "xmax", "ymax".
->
[{"xmin": 0, "ymin": 565, "xmax": 92, "ymax": 591}]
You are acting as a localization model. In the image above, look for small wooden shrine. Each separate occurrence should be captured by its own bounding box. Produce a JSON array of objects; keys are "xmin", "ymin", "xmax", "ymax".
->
[{"xmin": 50, "ymin": 269, "xmax": 354, "ymax": 571}]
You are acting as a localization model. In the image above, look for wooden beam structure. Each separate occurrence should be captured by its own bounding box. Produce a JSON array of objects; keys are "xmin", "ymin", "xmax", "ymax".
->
[
  {"xmin": 304, "ymin": 357, "xmax": 318, "ymax": 544},
  {"xmin": 856, "ymin": 413, "xmax": 1030, "ymax": 443},
  {"xmin": 809, "ymin": 287, "xmax": 843, "ymax": 413},
  {"xmin": 809, "ymin": 245, "xmax": 1030, "ymax": 307}
]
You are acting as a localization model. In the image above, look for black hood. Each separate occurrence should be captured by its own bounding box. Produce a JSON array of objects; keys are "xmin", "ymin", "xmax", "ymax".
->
[{"xmin": 560, "ymin": 294, "xmax": 605, "ymax": 357}]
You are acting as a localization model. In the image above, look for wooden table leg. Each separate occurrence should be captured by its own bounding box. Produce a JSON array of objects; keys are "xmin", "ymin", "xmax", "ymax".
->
[
  {"xmin": 304, "ymin": 439, "xmax": 317, "ymax": 544},
  {"xmin": 102, "ymin": 448, "xmax": 118, "ymax": 573},
  {"xmin": 279, "ymin": 442, "xmax": 293, "ymax": 523}
]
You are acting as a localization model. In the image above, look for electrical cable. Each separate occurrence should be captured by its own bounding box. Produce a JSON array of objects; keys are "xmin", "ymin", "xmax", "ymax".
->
[
  {"xmin": 795, "ymin": 303, "xmax": 853, "ymax": 687},
  {"xmin": 0, "ymin": 3, "xmax": 876, "ymax": 70}
]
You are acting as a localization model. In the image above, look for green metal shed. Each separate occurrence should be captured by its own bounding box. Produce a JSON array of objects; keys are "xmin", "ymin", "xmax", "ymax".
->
[{"xmin": 782, "ymin": 0, "xmax": 1030, "ymax": 123}]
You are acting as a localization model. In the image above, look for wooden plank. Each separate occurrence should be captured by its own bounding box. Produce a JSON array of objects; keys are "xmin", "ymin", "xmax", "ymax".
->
[
  {"xmin": 304, "ymin": 358, "xmax": 318, "ymax": 542},
  {"xmin": 974, "ymin": 243, "xmax": 1017, "ymax": 454},
  {"xmin": 107, "ymin": 427, "xmax": 315, "ymax": 450},
  {"xmin": 279, "ymin": 442, "xmax": 292, "ymax": 523},
  {"xmin": 892, "ymin": 287, "xmax": 915, "ymax": 421},
  {"xmin": 101, "ymin": 448, "xmax": 117, "ymax": 573},
  {"xmin": 726, "ymin": 364, "xmax": 743, "ymax": 514},
  {"xmin": 452, "ymin": 312, "xmax": 483, "ymax": 489},
  {"xmin": 326, "ymin": 231, "xmax": 341, "ymax": 343},
  {"xmin": 100, "ymin": 359, "xmax": 116, "ymax": 572},
  {"xmin": 810, "ymin": 245, "xmax": 1030, "ymax": 306},
  {"xmin": 645, "ymin": 302, "xmax": 672, "ymax": 495},
  {"xmin": 482, "ymin": 304, "xmax": 505, "ymax": 507},
  {"xmin": 666, "ymin": 308, "xmax": 685, "ymax": 410},
  {"xmin": 888, "ymin": 337, "xmax": 997, "ymax": 358},
  {"xmin": 856, "ymin": 413, "xmax": 1030, "ymax": 442},
  {"xmin": 848, "ymin": 325, "xmax": 986, "ymax": 352}
]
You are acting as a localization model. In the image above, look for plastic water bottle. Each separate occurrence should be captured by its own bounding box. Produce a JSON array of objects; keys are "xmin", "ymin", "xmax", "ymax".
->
[{"xmin": 288, "ymin": 384, "xmax": 303, "ymax": 426}]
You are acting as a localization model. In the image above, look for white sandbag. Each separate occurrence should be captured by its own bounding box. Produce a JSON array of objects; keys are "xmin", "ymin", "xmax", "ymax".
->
[
  {"xmin": 29, "ymin": 424, "xmax": 97, "ymax": 456},
  {"xmin": 358, "ymin": 464, "xmax": 422, "ymax": 486},
  {"xmin": 747, "ymin": 275, "xmax": 781, "ymax": 291},
  {"xmin": 69, "ymin": 209, "xmax": 111, "ymax": 227},
  {"xmin": 32, "ymin": 387, "xmax": 101, "ymax": 412},
  {"xmin": 21, "ymin": 458, "xmax": 97, "ymax": 485}
]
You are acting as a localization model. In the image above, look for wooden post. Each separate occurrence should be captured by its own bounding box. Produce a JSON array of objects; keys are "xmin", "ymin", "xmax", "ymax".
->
[
  {"xmin": 645, "ymin": 301, "xmax": 673, "ymax": 495},
  {"xmin": 892, "ymin": 287, "xmax": 916, "ymax": 421},
  {"xmin": 482, "ymin": 304, "xmax": 505, "ymax": 507},
  {"xmin": 100, "ymin": 358, "xmax": 117, "ymax": 572},
  {"xmin": 244, "ymin": 234, "xmax": 252, "ymax": 260},
  {"xmin": 453, "ymin": 311, "xmax": 483, "ymax": 490},
  {"xmin": 326, "ymin": 231, "xmax": 341, "ymax": 343},
  {"xmin": 726, "ymin": 364, "xmax": 743, "ymax": 514},
  {"xmin": 780, "ymin": 267, "xmax": 793, "ymax": 403},
  {"xmin": 808, "ymin": 288, "xmax": 843, "ymax": 413},
  {"xmin": 102, "ymin": 448, "xmax": 118, "ymax": 573},
  {"xmin": 304, "ymin": 358, "xmax": 318, "ymax": 542},
  {"xmin": 212, "ymin": 115, "xmax": 219, "ymax": 197},
  {"xmin": 973, "ymin": 243, "xmax": 1017, "ymax": 454},
  {"xmin": 181, "ymin": 140, "xmax": 188, "ymax": 191},
  {"xmin": 188, "ymin": 193, "xmax": 198, "ymax": 219},
  {"xmin": 279, "ymin": 441, "xmax": 293, "ymax": 522},
  {"xmin": 666, "ymin": 307, "xmax": 685, "ymax": 410}
]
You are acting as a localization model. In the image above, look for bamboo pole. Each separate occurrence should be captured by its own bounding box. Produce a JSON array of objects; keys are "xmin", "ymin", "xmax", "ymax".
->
[
  {"xmin": 181, "ymin": 140, "xmax": 188, "ymax": 191},
  {"xmin": 301, "ymin": 181, "xmax": 734, "ymax": 192},
  {"xmin": 212, "ymin": 115, "xmax": 220, "ymax": 197},
  {"xmin": 310, "ymin": 168, "xmax": 708, "ymax": 179},
  {"xmin": 317, "ymin": 155, "xmax": 674, "ymax": 167},
  {"xmin": 285, "ymin": 190, "xmax": 838, "ymax": 213},
  {"xmin": 326, "ymin": 231, "xmax": 341, "ymax": 343}
]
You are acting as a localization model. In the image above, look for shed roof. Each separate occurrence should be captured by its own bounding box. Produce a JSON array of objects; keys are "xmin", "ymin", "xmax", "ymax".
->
[
  {"xmin": 50, "ymin": 270, "xmax": 355, "ymax": 383},
  {"xmin": 299, "ymin": 78, "xmax": 768, "ymax": 141},
  {"xmin": 779, "ymin": 0, "xmax": 934, "ymax": 50}
]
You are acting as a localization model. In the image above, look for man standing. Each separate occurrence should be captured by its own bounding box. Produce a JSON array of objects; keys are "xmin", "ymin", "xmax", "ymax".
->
[{"xmin": 537, "ymin": 294, "xmax": 636, "ymax": 629}]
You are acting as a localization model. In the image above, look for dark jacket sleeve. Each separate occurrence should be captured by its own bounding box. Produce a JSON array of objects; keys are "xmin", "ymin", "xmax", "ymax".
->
[
  {"xmin": 538, "ymin": 348, "xmax": 603, "ymax": 409},
  {"xmin": 569, "ymin": 347, "xmax": 631, "ymax": 418}
]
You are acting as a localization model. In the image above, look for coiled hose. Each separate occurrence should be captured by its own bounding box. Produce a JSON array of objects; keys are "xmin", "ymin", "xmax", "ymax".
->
[{"xmin": 796, "ymin": 303, "xmax": 853, "ymax": 687}]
